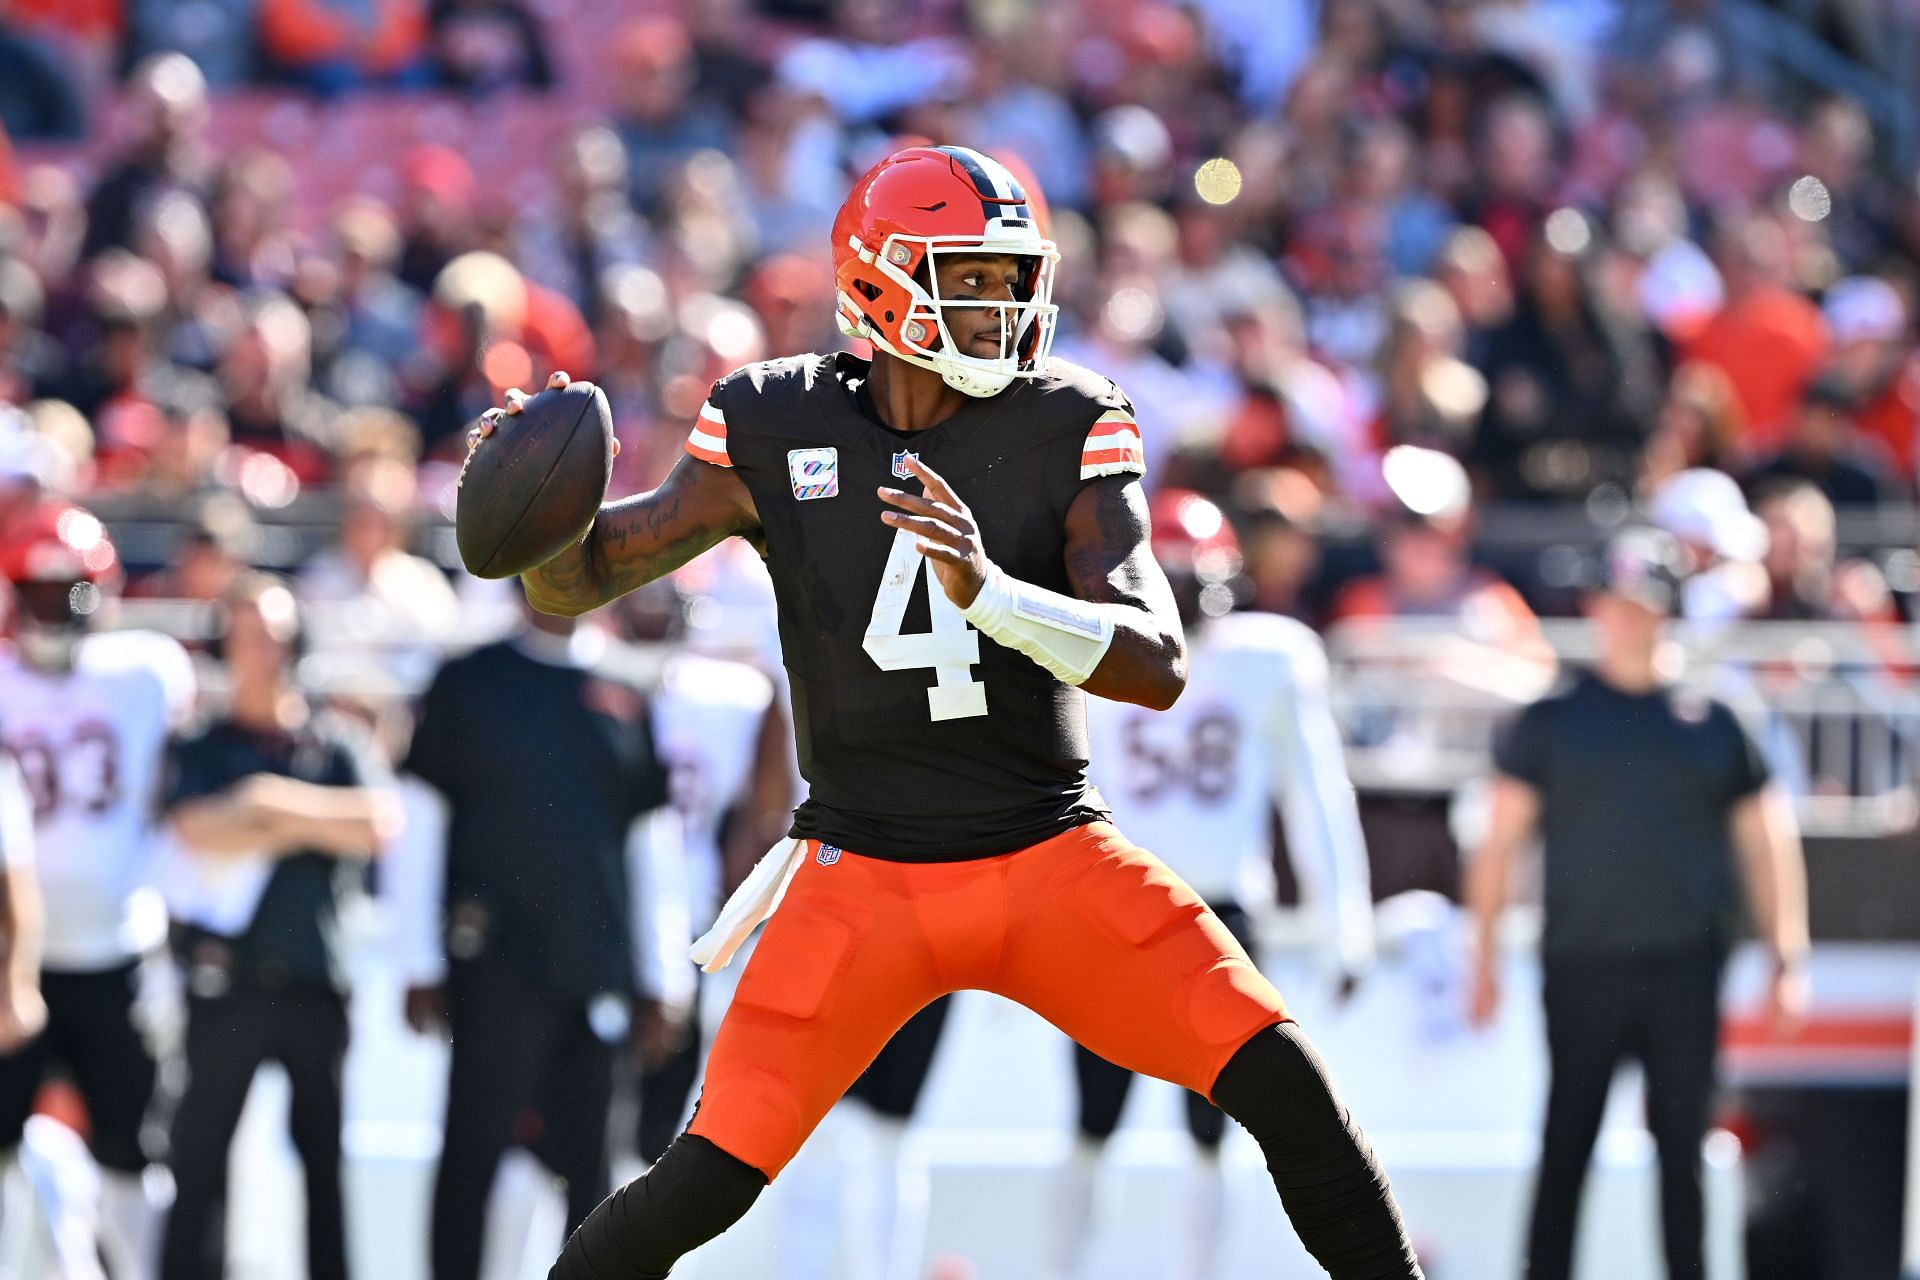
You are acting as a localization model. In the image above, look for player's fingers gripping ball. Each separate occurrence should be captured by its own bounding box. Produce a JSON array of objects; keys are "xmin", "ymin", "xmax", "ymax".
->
[
  {"xmin": 456, "ymin": 371, "xmax": 616, "ymax": 579},
  {"xmin": 468, "ymin": 370, "xmax": 571, "ymax": 446}
]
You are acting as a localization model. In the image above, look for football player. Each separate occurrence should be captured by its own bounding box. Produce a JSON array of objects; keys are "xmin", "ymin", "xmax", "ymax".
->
[
  {"xmin": 0, "ymin": 502, "xmax": 196, "ymax": 1280},
  {"xmin": 1060, "ymin": 489, "xmax": 1376, "ymax": 1280},
  {"xmin": 392, "ymin": 583, "xmax": 668, "ymax": 1280},
  {"xmin": 474, "ymin": 145, "xmax": 1421, "ymax": 1280}
]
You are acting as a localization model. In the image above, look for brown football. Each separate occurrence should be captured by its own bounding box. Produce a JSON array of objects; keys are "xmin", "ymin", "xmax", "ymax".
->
[{"xmin": 455, "ymin": 380, "xmax": 613, "ymax": 579}]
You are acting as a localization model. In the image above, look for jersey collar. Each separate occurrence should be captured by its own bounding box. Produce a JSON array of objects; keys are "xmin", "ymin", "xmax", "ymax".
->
[{"xmin": 823, "ymin": 351, "xmax": 1010, "ymax": 454}]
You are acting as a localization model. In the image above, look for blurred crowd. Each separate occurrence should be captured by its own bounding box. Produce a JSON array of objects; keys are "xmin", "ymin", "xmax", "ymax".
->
[
  {"xmin": 0, "ymin": 0, "xmax": 1917, "ymax": 647},
  {"xmin": 0, "ymin": 6, "xmax": 1915, "ymax": 1274}
]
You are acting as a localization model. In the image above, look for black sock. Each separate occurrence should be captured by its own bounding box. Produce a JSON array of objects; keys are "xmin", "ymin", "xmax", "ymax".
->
[
  {"xmin": 1210, "ymin": 1023, "xmax": 1423, "ymax": 1280},
  {"xmin": 549, "ymin": 1134, "xmax": 767, "ymax": 1279}
]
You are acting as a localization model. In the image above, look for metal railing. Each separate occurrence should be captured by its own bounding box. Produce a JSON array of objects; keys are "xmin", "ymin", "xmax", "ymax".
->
[
  {"xmin": 1326, "ymin": 618, "xmax": 1920, "ymax": 837},
  {"xmin": 90, "ymin": 600, "xmax": 1920, "ymax": 838}
]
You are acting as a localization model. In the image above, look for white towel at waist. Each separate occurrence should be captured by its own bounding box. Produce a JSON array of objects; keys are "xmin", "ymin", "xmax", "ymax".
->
[{"xmin": 689, "ymin": 837, "xmax": 806, "ymax": 973}]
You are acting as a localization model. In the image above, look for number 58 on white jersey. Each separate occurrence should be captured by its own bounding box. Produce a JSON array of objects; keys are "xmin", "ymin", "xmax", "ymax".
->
[{"xmin": 1084, "ymin": 613, "xmax": 1374, "ymax": 978}]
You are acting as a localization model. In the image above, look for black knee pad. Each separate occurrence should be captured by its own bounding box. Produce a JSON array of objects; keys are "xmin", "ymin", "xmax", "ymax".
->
[
  {"xmin": 549, "ymin": 1134, "xmax": 766, "ymax": 1280},
  {"xmin": 1210, "ymin": 1021, "xmax": 1344, "ymax": 1141}
]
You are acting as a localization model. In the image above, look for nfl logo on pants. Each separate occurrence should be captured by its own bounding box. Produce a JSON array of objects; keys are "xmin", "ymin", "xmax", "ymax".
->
[{"xmin": 816, "ymin": 844, "xmax": 842, "ymax": 866}]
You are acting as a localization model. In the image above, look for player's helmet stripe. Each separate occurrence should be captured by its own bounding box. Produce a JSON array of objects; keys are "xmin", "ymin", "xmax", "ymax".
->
[{"xmin": 935, "ymin": 145, "xmax": 1029, "ymax": 222}]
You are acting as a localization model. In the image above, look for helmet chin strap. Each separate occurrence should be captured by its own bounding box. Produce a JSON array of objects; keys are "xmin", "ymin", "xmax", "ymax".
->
[
  {"xmin": 852, "ymin": 312, "xmax": 1018, "ymax": 399},
  {"xmin": 935, "ymin": 360, "xmax": 1014, "ymax": 399},
  {"xmin": 880, "ymin": 337, "xmax": 1015, "ymax": 398}
]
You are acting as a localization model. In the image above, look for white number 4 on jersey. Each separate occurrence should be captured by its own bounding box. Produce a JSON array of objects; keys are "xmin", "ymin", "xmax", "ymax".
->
[{"xmin": 863, "ymin": 526, "xmax": 989, "ymax": 721}]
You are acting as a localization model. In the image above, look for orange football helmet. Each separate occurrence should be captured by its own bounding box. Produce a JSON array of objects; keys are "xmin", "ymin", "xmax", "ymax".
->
[
  {"xmin": 0, "ymin": 502, "xmax": 120, "ymax": 631},
  {"xmin": 832, "ymin": 144, "xmax": 1059, "ymax": 398}
]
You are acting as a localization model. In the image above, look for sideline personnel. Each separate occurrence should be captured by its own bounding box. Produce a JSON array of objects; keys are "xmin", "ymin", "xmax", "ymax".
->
[
  {"xmin": 1466, "ymin": 529, "xmax": 1811, "ymax": 1280},
  {"xmin": 162, "ymin": 575, "xmax": 396, "ymax": 1280},
  {"xmin": 398, "ymin": 587, "xmax": 671, "ymax": 1280}
]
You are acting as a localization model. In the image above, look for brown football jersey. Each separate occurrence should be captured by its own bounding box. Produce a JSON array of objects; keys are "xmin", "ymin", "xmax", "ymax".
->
[{"xmin": 684, "ymin": 352, "xmax": 1146, "ymax": 861}]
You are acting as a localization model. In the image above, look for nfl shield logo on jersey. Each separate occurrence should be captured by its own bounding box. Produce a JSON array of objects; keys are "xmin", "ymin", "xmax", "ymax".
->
[
  {"xmin": 891, "ymin": 450, "xmax": 918, "ymax": 480},
  {"xmin": 787, "ymin": 447, "xmax": 839, "ymax": 501},
  {"xmin": 816, "ymin": 843, "xmax": 843, "ymax": 866}
]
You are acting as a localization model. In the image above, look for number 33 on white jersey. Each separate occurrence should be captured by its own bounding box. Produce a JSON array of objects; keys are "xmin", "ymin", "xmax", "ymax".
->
[{"xmin": 0, "ymin": 632, "xmax": 196, "ymax": 969}]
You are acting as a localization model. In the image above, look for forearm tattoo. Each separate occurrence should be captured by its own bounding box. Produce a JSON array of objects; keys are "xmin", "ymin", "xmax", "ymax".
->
[
  {"xmin": 524, "ymin": 468, "xmax": 754, "ymax": 613},
  {"xmin": 595, "ymin": 493, "xmax": 731, "ymax": 598}
]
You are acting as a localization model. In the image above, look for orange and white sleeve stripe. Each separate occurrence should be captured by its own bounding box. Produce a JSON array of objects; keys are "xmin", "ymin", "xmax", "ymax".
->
[
  {"xmin": 683, "ymin": 397, "xmax": 732, "ymax": 468},
  {"xmin": 1078, "ymin": 408, "xmax": 1144, "ymax": 480}
]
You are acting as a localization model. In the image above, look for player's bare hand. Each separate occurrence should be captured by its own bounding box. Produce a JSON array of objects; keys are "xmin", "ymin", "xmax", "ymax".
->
[
  {"xmin": 1467, "ymin": 955, "xmax": 1500, "ymax": 1029},
  {"xmin": 466, "ymin": 371, "xmax": 615, "ymax": 454},
  {"xmin": 233, "ymin": 771, "xmax": 294, "ymax": 816},
  {"xmin": 509, "ymin": 371, "xmax": 572, "ymax": 413},
  {"xmin": 404, "ymin": 983, "xmax": 449, "ymax": 1036},
  {"xmin": 634, "ymin": 997, "xmax": 692, "ymax": 1071},
  {"xmin": 465, "ymin": 378, "xmax": 553, "ymax": 448},
  {"xmin": 879, "ymin": 456, "xmax": 988, "ymax": 608},
  {"xmin": 1764, "ymin": 957, "xmax": 1810, "ymax": 1038},
  {"xmin": 0, "ymin": 982, "xmax": 46, "ymax": 1053},
  {"xmin": 369, "ymin": 788, "xmax": 404, "ymax": 845}
]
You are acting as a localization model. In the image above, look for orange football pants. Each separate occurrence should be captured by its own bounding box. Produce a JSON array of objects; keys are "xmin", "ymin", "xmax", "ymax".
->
[{"xmin": 688, "ymin": 821, "xmax": 1291, "ymax": 1179}]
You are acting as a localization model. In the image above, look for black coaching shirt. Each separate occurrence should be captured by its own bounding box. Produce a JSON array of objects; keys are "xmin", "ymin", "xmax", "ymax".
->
[
  {"xmin": 687, "ymin": 352, "xmax": 1147, "ymax": 861},
  {"xmin": 402, "ymin": 634, "xmax": 668, "ymax": 1000},
  {"xmin": 164, "ymin": 714, "xmax": 375, "ymax": 992},
  {"xmin": 1494, "ymin": 672, "xmax": 1772, "ymax": 956}
]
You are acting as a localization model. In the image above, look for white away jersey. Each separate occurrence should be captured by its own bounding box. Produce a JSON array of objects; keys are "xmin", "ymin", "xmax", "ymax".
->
[
  {"xmin": 0, "ymin": 631, "xmax": 195, "ymax": 969},
  {"xmin": 649, "ymin": 651, "xmax": 776, "ymax": 927},
  {"xmin": 1085, "ymin": 612, "xmax": 1373, "ymax": 974},
  {"xmin": 0, "ymin": 753, "xmax": 31, "ymax": 870}
]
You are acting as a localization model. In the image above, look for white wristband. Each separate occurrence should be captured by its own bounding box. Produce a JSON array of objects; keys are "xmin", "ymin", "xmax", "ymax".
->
[{"xmin": 962, "ymin": 564, "xmax": 1119, "ymax": 686}]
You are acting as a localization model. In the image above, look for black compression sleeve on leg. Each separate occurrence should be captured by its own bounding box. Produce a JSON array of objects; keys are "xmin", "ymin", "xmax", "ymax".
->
[
  {"xmin": 548, "ymin": 1134, "xmax": 767, "ymax": 1280},
  {"xmin": 1211, "ymin": 1024, "xmax": 1423, "ymax": 1280}
]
